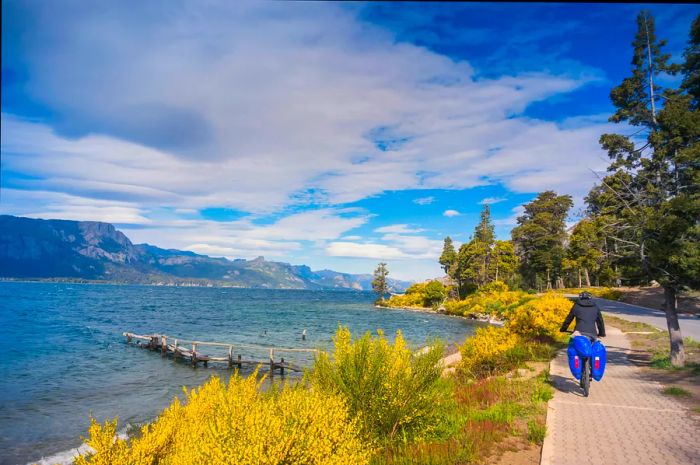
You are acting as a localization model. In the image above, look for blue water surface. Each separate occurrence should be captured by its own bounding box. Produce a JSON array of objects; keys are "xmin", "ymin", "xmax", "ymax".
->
[{"xmin": 0, "ymin": 282, "xmax": 478, "ymax": 465}]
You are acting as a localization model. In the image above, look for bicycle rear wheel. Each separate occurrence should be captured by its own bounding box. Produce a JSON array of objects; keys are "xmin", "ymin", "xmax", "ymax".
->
[{"xmin": 580, "ymin": 357, "xmax": 590, "ymax": 397}]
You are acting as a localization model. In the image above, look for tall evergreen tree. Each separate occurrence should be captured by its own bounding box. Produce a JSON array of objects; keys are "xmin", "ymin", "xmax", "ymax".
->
[
  {"xmin": 489, "ymin": 240, "xmax": 519, "ymax": 284},
  {"xmin": 588, "ymin": 11, "xmax": 700, "ymax": 366},
  {"xmin": 511, "ymin": 191, "xmax": 573, "ymax": 290},
  {"xmin": 474, "ymin": 205, "xmax": 495, "ymax": 244},
  {"xmin": 372, "ymin": 263, "xmax": 390, "ymax": 303},
  {"xmin": 439, "ymin": 237, "xmax": 457, "ymax": 275},
  {"xmin": 453, "ymin": 204, "xmax": 500, "ymax": 295}
]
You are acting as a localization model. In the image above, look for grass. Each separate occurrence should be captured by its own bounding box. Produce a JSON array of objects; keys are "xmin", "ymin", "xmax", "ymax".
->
[
  {"xmin": 662, "ymin": 386, "xmax": 692, "ymax": 397},
  {"xmin": 372, "ymin": 369, "xmax": 555, "ymax": 465},
  {"xmin": 526, "ymin": 420, "xmax": 547, "ymax": 445}
]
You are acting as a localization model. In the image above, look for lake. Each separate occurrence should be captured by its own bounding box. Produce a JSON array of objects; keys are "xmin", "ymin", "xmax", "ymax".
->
[{"xmin": 0, "ymin": 282, "xmax": 480, "ymax": 465}]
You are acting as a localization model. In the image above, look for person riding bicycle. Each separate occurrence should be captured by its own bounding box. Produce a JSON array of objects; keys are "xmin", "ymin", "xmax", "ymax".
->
[{"xmin": 560, "ymin": 291, "xmax": 606, "ymax": 340}]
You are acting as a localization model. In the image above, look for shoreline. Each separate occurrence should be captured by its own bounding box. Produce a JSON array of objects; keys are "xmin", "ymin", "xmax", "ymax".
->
[{"xmin": 377, "ymin": 303, "xmax": 505, "ymax": 325}]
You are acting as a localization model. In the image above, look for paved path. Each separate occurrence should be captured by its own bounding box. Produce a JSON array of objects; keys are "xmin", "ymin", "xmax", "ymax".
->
[
  {"xmin": 597, "ymin": 298, "xmax": 700, "ymax": 340},
  {"xmin": 541, "ymin": 326, "xmax": 699, "ymax": 465}
]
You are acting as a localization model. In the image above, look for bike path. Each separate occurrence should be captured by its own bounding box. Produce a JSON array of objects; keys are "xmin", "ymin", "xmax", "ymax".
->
[
  {"xmin": 597, "ymin": 298, "xmax": 700, "ymax": 340},
  {"xmin": 541, "ymin": 326, "xmax": 699, "ymax": 465}
]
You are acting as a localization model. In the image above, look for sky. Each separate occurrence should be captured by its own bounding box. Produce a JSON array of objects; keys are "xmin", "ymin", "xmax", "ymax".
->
[{"xmin": 2, "ymin": 2, "xmax": 699, "ymax": 281}]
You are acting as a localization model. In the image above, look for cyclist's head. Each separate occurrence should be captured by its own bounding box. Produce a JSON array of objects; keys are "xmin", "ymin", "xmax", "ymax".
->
[{"xmin": 579, "ymin": 291, "xmax": 593, "ymax": 300}]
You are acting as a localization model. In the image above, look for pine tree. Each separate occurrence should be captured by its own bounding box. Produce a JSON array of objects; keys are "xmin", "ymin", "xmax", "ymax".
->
[
  {"xmin": 511, "ymin": 191, "xmax": 573, "ymax": 290},
  {"xmin": 439, "ymin": 237, "xmax": 457, "ymax": 275},
  {"xmin": 588, "ymin": 11, "xmax": 700, "ymax": 366},
  {"xmin": 372, "ymin": 263, "xmax": 390, "ymax": 302}
]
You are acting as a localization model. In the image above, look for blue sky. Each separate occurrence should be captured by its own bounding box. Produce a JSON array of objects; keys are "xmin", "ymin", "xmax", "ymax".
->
[{"xmin": 2, "ymin": 2, "xmax": 698, "ymax": 280}]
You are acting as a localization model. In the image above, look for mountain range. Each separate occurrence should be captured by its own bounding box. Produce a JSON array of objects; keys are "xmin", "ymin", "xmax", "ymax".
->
[{"xmin": 0, "ymin": 215, "xmax": 412, "ymax": 291}]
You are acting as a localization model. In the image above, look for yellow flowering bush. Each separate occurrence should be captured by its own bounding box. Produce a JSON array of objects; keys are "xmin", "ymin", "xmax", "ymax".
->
[
  {"xmin": 505, "ymin": 293, "xmax": 572, "ymax": 341},
  {"xmin": 310, "ymin": 326, "xmax": 445, "ymax": 444},
  {"xmin": 444, "ymin": 282, "xmax": 531, "ymax": 318},
  {"xmin": 383, "ymin": 281, "xmax": 447, "ymax": 308},
  {"xmin": 74, "ymin": 373, "xmax": 369, "ymax": 465},
  {"xmin": 458, "ymin": 326, "xmax": 520, "ymax": 379},
  {"xmin": 554, "ymin": 287, "xmax": 622, "ymax": 300}
]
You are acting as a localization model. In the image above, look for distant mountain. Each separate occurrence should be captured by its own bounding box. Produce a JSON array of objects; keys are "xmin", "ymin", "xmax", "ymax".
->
[{"xmin": 0, "ymin": 215, "xmax": 412, "ymax": 291}]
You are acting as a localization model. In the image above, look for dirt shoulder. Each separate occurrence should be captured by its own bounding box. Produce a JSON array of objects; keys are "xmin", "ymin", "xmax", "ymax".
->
[{"xmin": 617, "ymin": 286, "xmax": 700, "ymax": 315}]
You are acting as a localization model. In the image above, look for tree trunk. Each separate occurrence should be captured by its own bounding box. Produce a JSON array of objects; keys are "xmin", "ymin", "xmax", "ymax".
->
[
  {"xmin": 577, "ymin": 269, "xmax": 582, "ymax": 288},
  {"xmin": 546, "ymin": 269, "xmax": 551, "ymax": 290},
  {"xmin": 584, "ymin": 268, "xmax": 591, "ymax": 287},
  {"xmin": 664, "ymin": 286, "xmax": 685, "ymax": 367}
]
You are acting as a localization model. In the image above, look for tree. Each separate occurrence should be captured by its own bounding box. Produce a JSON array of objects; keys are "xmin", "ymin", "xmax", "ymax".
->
[
  {"xmin": 372, "ymin": 263, "xmax": 390, "ymax": 302},
  {"xmin": 588, "ymin": 11, "xmax": 700, "ymax": 366},
  {"xmin": 511, "ymin": 191, "xmax": 573, "ymax": 290},
  {"xmin": 489, "ymin": 240, "xmax": 519, "ymax": 285},
  {"xmin": 424, "ymin": 281, "xmax": 447, "ymax": 307},
  {"xmin": 453, "ymin": 205, "xmax": 497, "ymax": 295},
  {"xmin": 566, "ymin": 218, "xmax": 611, "ymax": 287},
  {"xmin": 439, "ymin": 237, "xmax": 457, "ymax": 275}
]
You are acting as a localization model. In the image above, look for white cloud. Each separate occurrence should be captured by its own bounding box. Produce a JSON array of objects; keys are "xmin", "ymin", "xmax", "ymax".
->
[
  {"xmin": 413, "ymin": 196, "xmax": 435, "ymax": 205},
  {"xmin": 326, "ymin": 242, "xmax": 408, "ymax": 260},
  {"xmin": 443, "ymin": 209, "xmax": 461, "ymax": 217},
  {"xmin": 2, "ymin": 2, "xmax": 611, "ymax": 217},
  {"xmin": 494, "ymin": 205, "xmax": 526, "ymax": 226},
  {"xmin": 479, "ymin": 196, "xmax": 507, "ymax": 205},
  {"xmin": 374, "ymin": 224, "xmax": 425, "ymax": 234}
]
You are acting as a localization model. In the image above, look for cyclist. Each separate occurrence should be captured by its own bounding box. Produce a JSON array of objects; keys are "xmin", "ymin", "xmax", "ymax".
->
[{"xmin": 560, "ymin": 291, "xmax": 606, "ymax": 340}]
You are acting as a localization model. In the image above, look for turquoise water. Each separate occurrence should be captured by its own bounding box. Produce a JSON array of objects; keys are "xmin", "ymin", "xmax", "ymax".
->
[{"xmin": 0, "ymin": 282, "xmax": 479, "ymax": 465}]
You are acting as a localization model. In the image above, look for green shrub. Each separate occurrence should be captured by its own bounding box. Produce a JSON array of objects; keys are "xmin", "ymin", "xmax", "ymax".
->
[
  {"xmin": 527, "ymin": 420, "xmax": 547, "ymax": 444},
  {"xmin": 662, "ymin": 386, "xmax": 691, "ymax": 397},
  {"xmin": 310, "ymin": 326, "xmax": 446, "ymax": 445},
  {"xmin": 384, "ymin": 281, "xmax": 446, "ymax": 308}
]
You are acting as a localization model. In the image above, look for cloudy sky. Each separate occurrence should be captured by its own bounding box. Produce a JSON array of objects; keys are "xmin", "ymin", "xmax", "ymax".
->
[{"xmin": 2, "ymin": 2, "xmax": 698, "ymax": 280}]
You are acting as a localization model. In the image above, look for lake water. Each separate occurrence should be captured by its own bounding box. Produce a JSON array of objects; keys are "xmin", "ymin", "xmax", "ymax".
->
[{"xmin": 0, "ymin": 282, "xmax": 480, "ymax": 465}]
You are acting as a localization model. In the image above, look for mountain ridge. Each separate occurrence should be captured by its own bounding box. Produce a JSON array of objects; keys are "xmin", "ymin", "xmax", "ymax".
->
[{"xmin": 0, "ymin": 215, "xmax": 412, "ymax": 291}]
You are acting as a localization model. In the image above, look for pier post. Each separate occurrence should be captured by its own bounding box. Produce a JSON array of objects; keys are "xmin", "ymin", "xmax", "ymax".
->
[
  {"xmin": 269, "ymin": 348, "xmax": 274, "ymax": 378},
  {"xmin": 237, "ymin": 354, "xmax": 242, "ymax": 369},
  {"xmin": 280, "ymin": 357, "xmax": 285, "ymax": 376},
  {"xmin": 228, "ymin": 345, "xmax": 233, "ymax": 369},
  {"xmin": 161, "ymin": 336, "xmax": 167, "ymax": 356},
  {"xmin": 192, "ymin": 343, "xmax": 198, "ymax": 367}
]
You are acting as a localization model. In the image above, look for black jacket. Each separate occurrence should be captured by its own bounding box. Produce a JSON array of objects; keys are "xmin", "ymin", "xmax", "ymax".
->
[{"xmin": 560, "ymin": 298, "xmax": 606, "ymax": 337}]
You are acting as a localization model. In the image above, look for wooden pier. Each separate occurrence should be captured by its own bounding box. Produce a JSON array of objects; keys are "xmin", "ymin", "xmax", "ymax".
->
[{"xmin": 123, "ymin": 332, "xmax": 319, "ymax": 376}]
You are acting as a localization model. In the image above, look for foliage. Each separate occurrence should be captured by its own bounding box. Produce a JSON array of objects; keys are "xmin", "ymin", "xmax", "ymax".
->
[
  {"xmin": 505, "ymin": 293, "xmax": 572, "ymax": 341},
  {"xmin": 310, "ymin": 326, "xmax": 445, "ymax": 445},
  {"xmin": 424, "ymin": 281, "xmax": 448, "ymax": 307},
  {"xmin": 458, "ymin": 326, "xmax": 521, "ymax": 379},
  {"xmin": 511, "ymin": 191, "xmax": 573, "ymax": 290},
  {"xmin": 383, "ymin": 281, "xmax": 447, "ymax": 308},
  {"xmin": 553, "ymin": 287, "xmax": 622, "ymax": 300},
  {"xmin": 448, "ymin": 206, "xmax": 519, "ymax": 297},
  {"xmin": 74, "ymin": 373, "xmax": 369, "ymax": 465},
  {"xmin": 439, "ymin": 237, "xmax": 456, "ymax": 275},
  {"xmin": 373, "ymin": 371, "xmax": 553, "ymax": 465},
  {"xmin": 443, "ymin": 282, "xmax": 532, "ymax": 319},
  {"xmin": 527, "ymin": 419, "xmax": 547, "ymax": 445},
  {"xmin": 662, "ymin": 386, "xmax": 692, "ymax": 397},
  {"xmin": 586, "ymin": 10, "xmax": 700, "ymax": 366},
  {"xmin": 372, "ymin": 263, "xmax": 390, "ymax": 302},
  {"xmin": 564, "ymin": 218, "xmax": 618, "ymax": 287}
]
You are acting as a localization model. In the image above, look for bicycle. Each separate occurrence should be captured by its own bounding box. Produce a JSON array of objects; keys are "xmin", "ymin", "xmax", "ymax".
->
[{"xmin": 566, "ymin": 332, "xmax": 606, "ymax": 397}]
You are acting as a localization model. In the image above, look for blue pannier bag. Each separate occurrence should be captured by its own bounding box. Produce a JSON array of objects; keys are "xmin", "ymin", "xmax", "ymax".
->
[
  {"xmin": 567, "ymin": 343, "xmax": 582, "ymax": 380},
  {"xmin": 567, "ymin": 336, "xmax": 592, "ymax": 380},
  {"xmin": 591, "ymin": 340, "xmax": 606, "ymax": 381}
]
